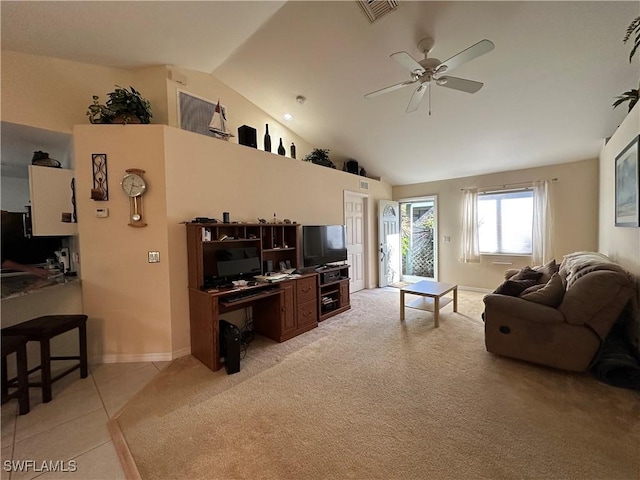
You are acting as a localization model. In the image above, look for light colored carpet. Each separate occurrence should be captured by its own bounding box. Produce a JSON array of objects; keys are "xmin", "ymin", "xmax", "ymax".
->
[{"xmin": 114, "ymin": 289, "xmax": 640, "ymax": 479}]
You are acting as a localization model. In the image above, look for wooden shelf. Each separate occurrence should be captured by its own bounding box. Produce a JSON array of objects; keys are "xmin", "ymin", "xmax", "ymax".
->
[{"xmin": 317, "ymin": 265, "xmax": 350, "ymax": 322}]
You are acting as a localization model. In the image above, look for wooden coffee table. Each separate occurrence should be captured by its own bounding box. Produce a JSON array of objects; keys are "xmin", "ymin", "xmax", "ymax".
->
[{"xmin": 400, "ymin": 280, "xmax": 458, "ymax": 327}]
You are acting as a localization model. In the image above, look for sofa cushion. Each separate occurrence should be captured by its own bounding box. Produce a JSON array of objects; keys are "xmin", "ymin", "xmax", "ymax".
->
[
  {"xmin": 493, "ymin": 279, "xmax": 539, "ymax": 296},
  {"xmin": 533, "ymin": 259, "xmax": 559, "ymax": 284},
  {"xmin": 520, "ymin": 283, "xmax": 545, "ymax": 295},
  {"xmin": 520, "ymin": 273, "xmax": 565, "ymax": 307},
  {"xmin": 510, "ymin": 266, "xmax": 543, "ymax": 281}
]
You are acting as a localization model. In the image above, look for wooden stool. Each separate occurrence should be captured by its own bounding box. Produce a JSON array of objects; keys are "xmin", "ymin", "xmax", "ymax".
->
[
  {"xmin": 1, "ymin": 335, "xmax": 30, "ymax": 415},
  {"xmin": 2, "ymin": 315, "xmax": 88, "ymax": 403}
]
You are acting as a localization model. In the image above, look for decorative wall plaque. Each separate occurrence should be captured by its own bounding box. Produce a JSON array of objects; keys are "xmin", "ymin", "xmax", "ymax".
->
[{"xmin": 91, "ymin": 153, "xmax": 108, "ymax": 201}]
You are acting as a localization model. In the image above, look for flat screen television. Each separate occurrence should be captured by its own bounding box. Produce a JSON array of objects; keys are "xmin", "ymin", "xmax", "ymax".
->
[
  {"xmin": 216, "ymin": 247, "xmax": 261, "ymax": 280},
  {"xmin": 302, "ymin": 225, "xmax": 348, "ymax": 268}
]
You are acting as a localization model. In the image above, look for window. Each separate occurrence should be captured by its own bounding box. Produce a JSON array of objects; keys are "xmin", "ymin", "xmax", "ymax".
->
[{"xmin": 478, "ymin": 189, "xmax": 533, "ymax": 255}]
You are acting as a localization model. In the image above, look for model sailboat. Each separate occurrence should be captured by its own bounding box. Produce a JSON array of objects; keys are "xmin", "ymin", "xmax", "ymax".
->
[{"xmin": 208, "ymin": 100, "xmax": 234, "ymax": 140}]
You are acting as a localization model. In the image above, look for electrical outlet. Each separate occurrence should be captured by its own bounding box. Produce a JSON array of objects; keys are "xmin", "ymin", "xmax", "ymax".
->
[{"xmin": 148, "ymin": 251, "xmax": 160, "ymax": 263}]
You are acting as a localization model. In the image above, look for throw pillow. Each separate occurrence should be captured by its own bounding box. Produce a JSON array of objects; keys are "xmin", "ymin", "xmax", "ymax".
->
[
  {"xmin": 493, "ymin": 279, "xmax": 539, "ymax": 296},
  {"xmin": 520, "ymin": 283, "xmax": 545, "ymax": 296},
  {"xmin": 533, "ymin": 259, "xmax": 559, "ymax": 284},
  {"xmin": 510, "ymin": 266, "xmax": 543, "ymax": 282},
  {"xmin": 504, "ymin": 269, "xmax": 520, "ymax": 280},
  {"xmin": 520, "ymin": 273, "xmax": 565, "ymax": 307}
]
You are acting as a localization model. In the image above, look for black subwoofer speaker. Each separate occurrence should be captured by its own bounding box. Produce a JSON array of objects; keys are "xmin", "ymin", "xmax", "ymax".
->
[
  {"xmin": 219, "ymin": 320, "xmax": 241, "ymax": 374},
  {"xmin": 238, "ymin": 125, "xmax": 257, "ymax": 148},
  {"xmin": 346, "ymin": 159, "xmax": 359, "ymax": 174}
]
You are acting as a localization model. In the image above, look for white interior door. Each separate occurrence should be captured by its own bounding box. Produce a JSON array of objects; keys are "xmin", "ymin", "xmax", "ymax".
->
[
  {"xmin": 378, "ymin": 199, "xmax": 400, "ymax": 287},
  {"xmin": 344, "ymin": 191, "xmax": 366, "ymax": 292}
]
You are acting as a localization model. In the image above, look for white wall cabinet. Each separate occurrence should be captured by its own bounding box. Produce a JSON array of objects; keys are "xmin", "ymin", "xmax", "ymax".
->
[{"xmin": 28, "ymin": 165, "xmax": 77, "ymax": 236}]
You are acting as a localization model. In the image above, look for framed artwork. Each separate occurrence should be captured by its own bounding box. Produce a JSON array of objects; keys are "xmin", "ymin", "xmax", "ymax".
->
[{"xmin": 615, "ymin": 135, "xmax": 639, "ymax": 227}]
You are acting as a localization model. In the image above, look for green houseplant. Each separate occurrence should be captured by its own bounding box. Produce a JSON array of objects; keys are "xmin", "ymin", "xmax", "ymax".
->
[
  {"xmin": 87, "ymin": 85, "xmax": 152, "ymax": 124},
  {"xmin": 613, "ymin": 16, "xmax": 640, "ymax": 112},
  {"xmin": 303, "ymin": 148, "xmax": 335, "ymax": 168}
]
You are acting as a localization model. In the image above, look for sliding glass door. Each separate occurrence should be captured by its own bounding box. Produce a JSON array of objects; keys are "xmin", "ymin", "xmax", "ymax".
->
[{"xmin": 400, "ymin": 197, "xmax": 438, "ymax": 282}]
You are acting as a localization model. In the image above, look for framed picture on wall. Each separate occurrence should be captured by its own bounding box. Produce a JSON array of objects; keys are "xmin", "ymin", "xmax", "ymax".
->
[{"xmin": 615, "ymin": 135, "xmax": 639, "ymax": 227}]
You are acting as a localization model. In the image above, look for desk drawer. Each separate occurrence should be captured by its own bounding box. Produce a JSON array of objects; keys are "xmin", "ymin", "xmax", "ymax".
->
[
  {"xmin": 296, "ymin": 276, "xmax": 317, "ymax": 304},
  {"xmin": 297, "ymin": 299, "xmax": 318, "ymax": 328}
]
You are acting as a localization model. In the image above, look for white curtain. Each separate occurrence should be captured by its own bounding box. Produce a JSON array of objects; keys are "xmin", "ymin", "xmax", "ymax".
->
[
  {"xmin": 532, "ymin": 180, "xmax": 554, "ymax": 265},
  {"xmin": 461, "ymin": 189, "xmax": 480, "ymax": 263}
]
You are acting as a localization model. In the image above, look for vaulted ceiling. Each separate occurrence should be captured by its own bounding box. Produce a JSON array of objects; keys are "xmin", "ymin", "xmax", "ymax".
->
[{"xmin": 2, "ymin": 1, "xmax": 637, "ymax": 185}]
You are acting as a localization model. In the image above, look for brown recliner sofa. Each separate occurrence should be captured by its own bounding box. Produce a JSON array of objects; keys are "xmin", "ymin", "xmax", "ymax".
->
[{"xmin": 483, "ymin": 252, "xmax": 636, "ymax": 371}]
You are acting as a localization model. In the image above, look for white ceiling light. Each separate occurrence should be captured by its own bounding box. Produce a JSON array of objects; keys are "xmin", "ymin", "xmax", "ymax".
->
[{"xmin": 283, "ymin": 113, "xmax": 294, "ymax": 121}]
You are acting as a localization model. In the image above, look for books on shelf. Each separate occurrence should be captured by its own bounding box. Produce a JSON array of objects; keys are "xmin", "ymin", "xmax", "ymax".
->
[{"xmin": 254, "ymin": 273, "xmax": 290, "ymax": 283}]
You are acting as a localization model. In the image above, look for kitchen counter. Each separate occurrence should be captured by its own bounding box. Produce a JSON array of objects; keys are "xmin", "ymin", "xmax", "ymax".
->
[{"xmin": 1, "ymin": 272, "xmax": 80, "ymax": 300}]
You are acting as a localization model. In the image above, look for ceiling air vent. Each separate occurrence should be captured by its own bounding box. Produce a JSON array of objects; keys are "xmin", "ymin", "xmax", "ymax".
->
[
  {"xmin": 360, "ymin": 180, "xmax": 370, "ymax": 191},
  {"xmin": 357, "ymin": 0, "xmax": 399, "ymax": 23}
]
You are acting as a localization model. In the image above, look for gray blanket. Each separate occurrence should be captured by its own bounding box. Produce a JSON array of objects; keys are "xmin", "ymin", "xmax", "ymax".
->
[{"xmin": 591, "ymin": 322, "xmax": 640, "ymax": 391}]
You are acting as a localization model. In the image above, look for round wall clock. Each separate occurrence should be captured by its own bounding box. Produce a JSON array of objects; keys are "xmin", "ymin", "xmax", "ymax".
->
[{"xmin": 120, "ymin": 168, "xmax": 147, "ymax": 227}]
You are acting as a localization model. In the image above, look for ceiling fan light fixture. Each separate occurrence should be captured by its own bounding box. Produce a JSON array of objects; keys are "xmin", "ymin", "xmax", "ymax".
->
[
  {"xmin": 435, "ymin": 77, "xmax": 448, "ymax": 86},
  {"xmin": 434, "ymin": 65, "xmax": 448, "ymax": 76}
]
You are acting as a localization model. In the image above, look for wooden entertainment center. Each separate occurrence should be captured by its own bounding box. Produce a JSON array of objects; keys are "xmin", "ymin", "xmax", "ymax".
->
[{"xmin": 186, "ymin": 222, "xmax": 350, "ymax": 372}]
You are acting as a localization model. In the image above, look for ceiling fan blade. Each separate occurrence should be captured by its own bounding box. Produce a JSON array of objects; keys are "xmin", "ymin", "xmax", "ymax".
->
[
  {"xmin": 437, "ymin": 39, "xmax": 494, "ymax": 75},
  {"xmin": 406, "ymin": 84, "xmax": 428, "ymax": 113},
  {"xmin": 391, "ymin": 51, "xmax": 425, "ymax": 75},
  {"xmin": 364, "ymin": 80, "xmax": 417, "ymax": 98},
  {"xmin": 437, "ymin": 76, "xmax": 484, "ymax": 94}
]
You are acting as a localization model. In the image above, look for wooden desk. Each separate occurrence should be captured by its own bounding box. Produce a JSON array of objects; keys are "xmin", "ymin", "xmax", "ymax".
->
[
  {"xmin": 188, "ymin": 275, "xmax": 319, "ymax": 372},
  {"xmin": 400, "ymin": 280, "xmax": 458, "ymax": 327}
]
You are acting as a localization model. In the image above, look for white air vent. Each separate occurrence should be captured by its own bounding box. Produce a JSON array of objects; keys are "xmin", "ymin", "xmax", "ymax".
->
[
  {"xmin": 360, "ymin": 180, "xmax": 370, "ymax": 191},
  {"xmin": 357, "ymin": 0, "xmax": 399, "ymax": 23}
]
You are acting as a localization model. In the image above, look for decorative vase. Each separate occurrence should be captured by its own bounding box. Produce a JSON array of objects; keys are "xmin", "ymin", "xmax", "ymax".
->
[
  {"xmin": 278, "ymin": 138, "xmax": 286, "ymax": 156},
  {"xmin": 290, "ymin": 142, "xmax": 296, "ymax": 159},
  {"xmin": 264, "ymin": 124, "xmax": 271, "ymax": 152}
]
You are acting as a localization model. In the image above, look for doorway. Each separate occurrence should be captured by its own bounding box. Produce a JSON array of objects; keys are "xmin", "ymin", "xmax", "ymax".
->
[
  {"xmin": 399, "ymin": 197, "xmax": 438, "ymax": 282},
  {"xmin": 344, "ymin": 191, "xmax": 368, "ymax": 292}
]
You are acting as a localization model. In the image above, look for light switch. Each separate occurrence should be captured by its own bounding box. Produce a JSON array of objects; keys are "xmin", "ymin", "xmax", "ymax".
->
[{"xmin": 148, "ymin": 251, "xmax": 160, "ymax": 263}]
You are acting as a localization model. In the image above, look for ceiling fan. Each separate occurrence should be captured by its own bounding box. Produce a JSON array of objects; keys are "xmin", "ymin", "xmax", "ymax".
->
[{"xmin": 364, "ymin": 38, "xmax": 494, "ymax": 114}]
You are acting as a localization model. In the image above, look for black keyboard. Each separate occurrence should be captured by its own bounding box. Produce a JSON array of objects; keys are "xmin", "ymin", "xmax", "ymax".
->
[{"xmin": 223, "ymin": 289, "xmax": 272, "ymax": 303}]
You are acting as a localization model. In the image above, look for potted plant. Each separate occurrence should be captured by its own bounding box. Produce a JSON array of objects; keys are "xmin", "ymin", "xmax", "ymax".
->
[
  {"xmin": 303, "ymin": 148, "xmax": 336, "ymax": 168},
  {"xmin": 87, "ymin": 85, "xmax": 152, "ymax": 124},
  {"xmin": 613, "ymin": 16, "xmax": 640, "ymax": 112}
]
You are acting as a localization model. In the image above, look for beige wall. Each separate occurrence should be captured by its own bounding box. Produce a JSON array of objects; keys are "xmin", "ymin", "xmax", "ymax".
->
[
  {"xmin": 164, "ymin": 66, "xmax": 315, "ymax": 162},
  {"xmin": 393, "ymin": 159, "xmax": 599, "ymax": 290},
  {"xmin": 1, "ymin": 51, "xmax": 134, "ymax": 133},
  {"xmin": 598, "ymin": 103, "xmax": 640, "ymax": 353},
  {"xmin": 598, "ymin": 102, "xmax": 640, "ymax": 275},
  {"xmin": 74, "ymin": 124, "xmax": 391, "ymax": 360},
  {"xmin": 74, "ymin": 125, "xmax": 173, "ymax": 362}
]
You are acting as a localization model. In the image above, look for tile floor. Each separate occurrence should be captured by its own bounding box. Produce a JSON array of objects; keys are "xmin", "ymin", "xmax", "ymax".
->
[{"xmin": 1, "ymin": 361, "xmax": 167, "ymax": 480}]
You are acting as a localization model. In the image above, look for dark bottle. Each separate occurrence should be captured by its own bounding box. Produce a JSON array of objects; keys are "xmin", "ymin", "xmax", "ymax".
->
[
  {"xmin": 278, "ymin": 138, "xmax": 286, "ymax": 156},
  {"xmin": 264, "ymin": 124, "xmax": 271, "ymax": 152},
  {"xmin": 290, "ymin": 142, "xmax": 296, "ymax": 159}
]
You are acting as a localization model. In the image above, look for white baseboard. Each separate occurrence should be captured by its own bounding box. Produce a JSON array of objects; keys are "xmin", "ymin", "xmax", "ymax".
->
[
  {"xmin": 92, "ymin": 346, "xmax": 191, "ymax": 364},
  {"xmin": 458, "ymin": 285, "xmax": 491, "ymax": 293}
]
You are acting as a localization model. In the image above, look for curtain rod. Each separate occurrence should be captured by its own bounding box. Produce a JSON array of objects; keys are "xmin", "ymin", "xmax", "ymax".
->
[{"xmin": 460, "ymin": 177, "xmax": 558, "ymax": 192}]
